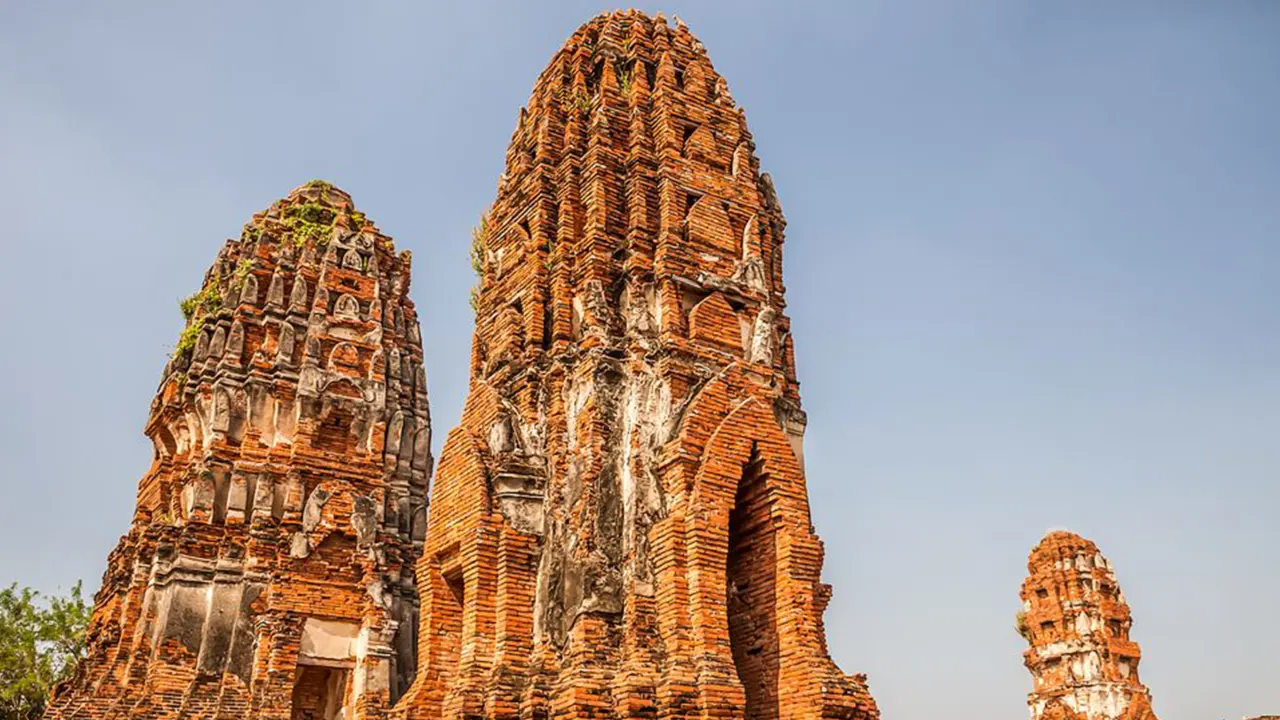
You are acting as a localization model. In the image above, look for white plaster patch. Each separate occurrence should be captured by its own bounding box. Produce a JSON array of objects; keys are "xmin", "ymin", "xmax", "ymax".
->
[{"xmin": 299, "ymin": 618, "xmax": 359, "ymax": 663}]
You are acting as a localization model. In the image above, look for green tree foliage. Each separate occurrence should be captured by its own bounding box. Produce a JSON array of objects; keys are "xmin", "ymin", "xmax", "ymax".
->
[{"xmin": 0, "ymin": 582, "xmax": 90, "ymax": 720}]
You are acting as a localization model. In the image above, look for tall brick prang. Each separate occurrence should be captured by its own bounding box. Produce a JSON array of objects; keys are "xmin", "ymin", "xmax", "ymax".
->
[
  {"xmin": 1018, "ymin": 531, "xmax": 1159, "ymax": 720},
  {"xmin": 393, "ymin": 10, "xmax": 877, "ymax": 720},
  {"xmin": 45, "ymin": 181, "xmax": 432, "ymax": 720}
]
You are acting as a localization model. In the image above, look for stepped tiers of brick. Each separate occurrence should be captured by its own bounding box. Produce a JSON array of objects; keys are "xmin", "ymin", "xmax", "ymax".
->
[
  {"xmin": 1018, "ymin": 532, "xmax": 1158, "ymax": 720},
  {"xmin": 45, "ymin": 182, "xmax": 432, "ymax": 720},
  {"xmin": 393, "ymin": 10, "xmax": 877, "ymax": 720}
]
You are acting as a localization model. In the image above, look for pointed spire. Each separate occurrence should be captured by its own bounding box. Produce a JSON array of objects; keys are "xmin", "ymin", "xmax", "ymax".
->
[
  {"xmin": 600, "ymin": 57, "xmax": 618, "ymax": 94},
  {"xmin": 656, "ymin": 50, "xmax": 676, "ymax": 90}
]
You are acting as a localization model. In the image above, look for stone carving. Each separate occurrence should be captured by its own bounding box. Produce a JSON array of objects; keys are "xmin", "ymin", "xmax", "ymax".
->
[
  {"xmin": 760, "ymin": 171, "xmax": 781, "ymax": 212},
  {"xmin": 266, "ymin": 269, "xmax": 286, "ymax": 308},
  {"xmin": 342, "ymin": 248, "xmax": 362, "ymax": 271},
  {"xmin": 237, "ymin": 273, "xmax": 259, "ymax": 307},
  {"xmin": 45, "ymin": 181, "xmax": 432, "ymax": 720},
  {"xmin": 1019, "ymin": 531, "xmax": 1160, "ymax": 720},
  {"xmin": 225, "ymin": 319, "xmax": 245, "ymax": 362},
  {"xmin": 335, "ymin": 293, "xmax": 361, "ymax": 320},
  {"xmin": 194, "ymin": 327, "xmax": 210, "ymax": 361},
  {"xmin": 579, "ymin": 278, "xmax": 613, "ymax": 342},
  {"xmin": 733, "ymin": 251, "xmax": 768, "ymax": 294},
  {"xmin": 276, "ymin": 321, "xmax": 296, "ymax": 365},
  {"xmin": 748, "ymin": 306, "xmax": 777, "ymax": 365},
  {"xmin": 289, "ymin": 275, "xmax": 309, "ymax": 312},
  {"xmin": 209, "ymin": 325, "xmax": 227, "ymax": 358},
  {"xmin": 623, "ymin": 283, "xmax": 655, "ymax": 338},
  {"xmin": 488, "ymin": 412, "xmax": 518, "ymax": 454},
  {"xmin": 393, "ymin": 11, "xmax": 876, "ymax": 720}
]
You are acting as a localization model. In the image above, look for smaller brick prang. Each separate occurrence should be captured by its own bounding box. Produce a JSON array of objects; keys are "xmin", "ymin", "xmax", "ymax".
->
[{"xmin": 1019, "ymin": 531, "xmax": 1159, "ymax": 720}]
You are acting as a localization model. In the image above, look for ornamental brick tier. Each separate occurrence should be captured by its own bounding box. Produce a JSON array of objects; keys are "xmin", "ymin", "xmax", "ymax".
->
[
  {"xmin": 1018, "ymin": 531, "xmax": 1158, "ymax": 720},
  {"xmin": 44, "ymin": 182, "xmax": 432, "ymax": 720},
  {"xmin": 391, "ymin": 10, "xmax": 877, "ymax": 720}
]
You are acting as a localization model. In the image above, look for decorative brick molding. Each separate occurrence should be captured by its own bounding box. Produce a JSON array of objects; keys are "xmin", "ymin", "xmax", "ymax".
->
[
  {"xmin": 46, "ymin": 182, "xmax": 431, "ymax": 720},
  {"xmin": 391, "ymin": 10, "xmax": 877, "ymax": 720},
  {"xmin": 1019, "ymin": 532, "xmax": 1158, "ymax": 720}
]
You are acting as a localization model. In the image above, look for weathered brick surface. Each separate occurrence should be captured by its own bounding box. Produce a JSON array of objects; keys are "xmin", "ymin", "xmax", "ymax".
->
[
  {"xmin": 1018, "ymin": 532, "xmax": 1158, "ymax": 720},
  {"xmin": 45, "ymin": 182, "xmax": 432, "ymax": 720},
  {"xmin": 393, "ymin": 11, "xmax": 877, "ymax": 720}
]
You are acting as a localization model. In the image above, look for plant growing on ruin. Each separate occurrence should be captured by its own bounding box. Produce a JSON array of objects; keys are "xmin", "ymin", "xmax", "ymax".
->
[
  {"xmin": 153, "ymin": 508, "xmax": 180, "ymax": 527},
  {"xmin": 231, "ymin": 258, "xmax": 254, "ymax": 291},
  {"xmin": 286, "ymin": 202, "xmax": 335, "ymax": 248},
  {"xmin": 468, "ymin": 211, "xmax": 490, "ymax": 315},
  {"xmin": 179, "ymin": 277, "xmax": 222, "ymax": 322},
  {"xmin": 173, "ymin": 323, "xmax": 203, "ymax": 358},
  {"xmin": 1014, "ymin": 609, "xmax": 1032, "ymax": 641},
  {"xmin": 470, "ymin": 217, "xmax": 488, "ymax": 277},
  {"xmin": 178, "ymin": 296, "xmax": 198, "ymax": 322},
  {"xmin": 542, "ymin": 233, "xmax": 558, "ymax": 273},
  {"xmin": 173, "ymin": 274, "xmax": 227, "ymax": 357}
]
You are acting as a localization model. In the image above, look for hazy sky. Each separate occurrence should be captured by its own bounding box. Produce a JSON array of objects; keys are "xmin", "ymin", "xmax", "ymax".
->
[{"xmin": 1, "ymin": 2, "xmax": 1276, "ymax": 718}]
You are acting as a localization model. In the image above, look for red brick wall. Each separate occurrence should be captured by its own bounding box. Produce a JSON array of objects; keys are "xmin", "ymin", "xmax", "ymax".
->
[
  {"xmin": 46, "ymin": 182, "xmax": 431, "ymax": 720},
  {"xmin": 393, "ymin": 11, "xmax": 877, "ymax": 720},
  {"xmin": 1020, "ymin": 532, "xmax": 1159, "ymax": 720}
]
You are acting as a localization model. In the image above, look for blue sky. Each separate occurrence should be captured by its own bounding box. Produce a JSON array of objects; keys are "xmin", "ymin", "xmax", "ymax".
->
[{"xmin": 1, "ymin": 2, "xmax": 1276, "ymax": 718}]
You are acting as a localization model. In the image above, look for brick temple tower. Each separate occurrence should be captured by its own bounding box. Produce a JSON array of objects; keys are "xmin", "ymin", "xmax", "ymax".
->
[
  {"xmin": 45, "ymin": 182, "xmax": 432, "ymax": 720},
  {"xmin": 1018, "ymin": 531, "xmax": 1159, "ymax": 720},
  {"xmin": 394, "ymin": 10, "xmax": 877, "ymax": 720}
]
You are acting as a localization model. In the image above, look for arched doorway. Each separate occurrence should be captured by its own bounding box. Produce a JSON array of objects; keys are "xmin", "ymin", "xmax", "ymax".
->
[{"xmin": 726, "ymin": 445, "xmax": 780, "ymax": 720}]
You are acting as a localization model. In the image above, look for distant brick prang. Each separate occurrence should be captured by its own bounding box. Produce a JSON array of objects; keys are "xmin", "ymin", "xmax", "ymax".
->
[
  {"xmin": 392, "ymin": 10, "xmax": 877, "ymax": 720},
  {"xmin": 45, "ymin": 182, "xmax": 432, "ymax": 719},
  {"xmin": 1018, "ymin": 532, "xmax": 1158, "ymax": 720}
]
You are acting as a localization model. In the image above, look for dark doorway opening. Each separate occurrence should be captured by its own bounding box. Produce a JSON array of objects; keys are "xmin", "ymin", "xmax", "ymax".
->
[
  {"xmin": 290, "ymin": 665, "xmax": 351, "ymax": 720},
  {"xmin": 435, "ymin": 566, "xmax": 466, "ymax": 677},
  {"xmin": 726, "ymin": 446, "xmax": 780, "ymax": 719}
]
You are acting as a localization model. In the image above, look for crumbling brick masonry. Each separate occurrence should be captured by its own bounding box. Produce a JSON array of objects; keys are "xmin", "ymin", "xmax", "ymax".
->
[
  {"xmin": 1018, "ymin": 531, "xmax": 1158, "ymax": 720},
  {"xmin": 392, "ymin": 10, "xmax": 877, "ymax": 720},
  {"xmin": 45, "ymin": 182, "xmax": 431, "ymax": 720},
  {"xmin": 46, "ymin": 10, "xmax": 878, "ymax": 720}
]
